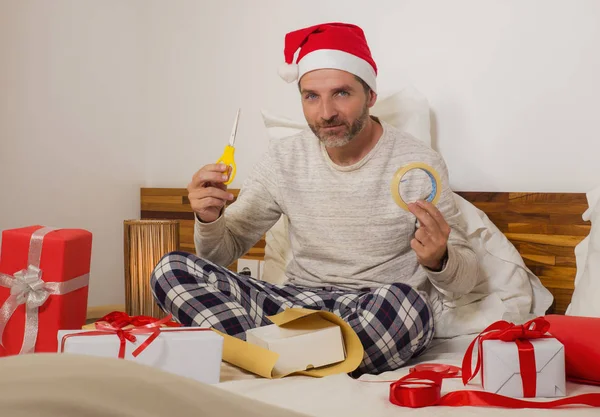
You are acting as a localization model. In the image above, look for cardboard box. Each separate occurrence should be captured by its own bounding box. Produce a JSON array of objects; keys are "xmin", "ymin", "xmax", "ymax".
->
[
  {"xmin": 58, "ymin": 328, "xmax": 224, "ymax": 384},
  {"xmin": 214, "ymin": 308, "xmax": 364, "ymax": 379},
  {"xmin": 482, "ymin": 338, "xmax": 566, "ymax": 398},
  {"xmin": 246, "ymin": 316, "xmax": 346, "ymax": 375}
]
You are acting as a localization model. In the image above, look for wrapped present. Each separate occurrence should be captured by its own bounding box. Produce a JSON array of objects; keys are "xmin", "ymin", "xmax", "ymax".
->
[
  {"xmin": 0, "ymin": 226, "xmax": 92, "ymax": 355},
  {"xmin": 59, "ymin": 314, "xmax": 223, "ymax": 384},
  {"xmin": 545, "ymin": 314, "xmax": 600, "ymax": 386},
  {"xmin": 462, "ymin": 317, "xmax": 566, "ymax": 398}
]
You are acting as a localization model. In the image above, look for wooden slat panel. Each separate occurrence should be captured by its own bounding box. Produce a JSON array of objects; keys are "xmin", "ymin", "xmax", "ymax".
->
[
  {"xmin": 141, "ymin": 211, "xmax": 195, "ymax": 221},
  {"xmin": 549, "ymin": 288, "xmax": 575, "ymax": 315},
  {"xmin": 528, "ymin": 265, "xmax": 577, "ymax": 282},
  {"xmin": 141, "ymin": 188, "xmax": 188, "ymax": 197},
  {"xmin": 536, "ymin": 276, "xmax": 575, "ymax": 290},
  {"xmin": 555, "ymin": 257, "xmax": 577, "ymax": 267},
  {"xmin": 466, "ymin": 202, "xmax": 509, "ymax": 213},
  {"xmin": 142, "ymin": 196, "xmax": 184, "ymax": 204},
  {"xmin": 455, "ymin": 192, "xmax": 508, "ymax": 203},
  {"xmin": 180, "ymin": 243, "xmax": 195, "ymax": 252},
  {"xmin": 473, "ymin": 201, "xmax": 586, "ymax": 215},
  {"xmin": 517, "ymin": 242, "xmax": 579, "ymax": 258},
  {"xmin": 506, "ymin": 204, "xmax": 588, "ymax": 215},
  {"xmin": 179, "ymin": 221, "xmax": 194, "ymax": 242},
  {"xmin": 140, "ymin": 202, "xmax": 192, "ymax": 213},
  {"xmin": 521, "ymin": 254, "xmax": 555, "ymax": 267},
  {"xmin": 549, "ymin": 214, "xmax": 590, "ymax": 226},
  {"xmin": 179, "ymin": 219, "xmax": 194, "ymax": 228},
  {"xmin": 247, "ymin": 247, "xmax": 266, "ymax": 257},
  {"xmin": 142, "ymin": 189, "xmax": 589, "ymax": 315},
  {"xmin": 548, "ymin": 225, "xmax": 591, "ymax": 237},
  {"xmin": 504, "ymin": 233, "xmax": 585, "ymax": 247},
  {"xmin": 487, "ymin": 212, "xmax": 550, "ymax": 226},
  {"xmin": 507, "ymin": 223, "xmax": 548, "ymax": 234},
  {"xmin": 508, "ymin": 193, "xmax": 587, "ymax": 204},
  {"xmin": 485, "ymin": 213, "xmax": 587, "ymax": 227}
]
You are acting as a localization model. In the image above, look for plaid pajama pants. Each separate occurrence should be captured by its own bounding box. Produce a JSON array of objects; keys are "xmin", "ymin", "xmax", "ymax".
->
[{"xmin": 150, "ymin": 251, "xmax": 435, "ymax": 376}]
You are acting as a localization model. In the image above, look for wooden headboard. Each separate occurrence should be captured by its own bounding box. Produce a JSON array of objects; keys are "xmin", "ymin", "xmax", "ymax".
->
[{"xmin": 141, "ymin": 188, "xmax": 589, "ymax": 315}]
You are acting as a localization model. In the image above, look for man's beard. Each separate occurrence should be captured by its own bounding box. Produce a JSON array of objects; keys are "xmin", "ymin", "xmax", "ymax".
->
[{"xmin": 309, "ymin": 104, "xmax": 369, "ymax": 148}]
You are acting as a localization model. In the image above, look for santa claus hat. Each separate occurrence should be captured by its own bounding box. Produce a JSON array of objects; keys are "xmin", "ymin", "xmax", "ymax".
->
[{"xmin": 278, "ymin": 22, "xmax": 378, "ymax": 92}]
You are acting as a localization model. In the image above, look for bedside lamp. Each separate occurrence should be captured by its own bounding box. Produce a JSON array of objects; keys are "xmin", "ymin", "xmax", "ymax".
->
[{"xmin": 123, "ymin": 220, "xmax": 180, "ymax": 319}]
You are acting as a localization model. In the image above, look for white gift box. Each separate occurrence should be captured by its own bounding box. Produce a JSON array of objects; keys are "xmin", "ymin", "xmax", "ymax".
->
[
  {"xmin": 246, "ymin": 318, "xmax": 346, "ymax": 376},
  {"xmin": 58, "ymin": 328, "xmax": 223, "ymax": 384},
  {"xmin": 482, "ymin": 338, "xmax": 566, "ymax": 398}
]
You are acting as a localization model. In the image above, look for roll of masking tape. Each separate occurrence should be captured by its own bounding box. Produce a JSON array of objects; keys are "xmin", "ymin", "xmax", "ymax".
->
[{"xmin": 390, "ymin": 162, "xmax": 441, "ymax": 210}]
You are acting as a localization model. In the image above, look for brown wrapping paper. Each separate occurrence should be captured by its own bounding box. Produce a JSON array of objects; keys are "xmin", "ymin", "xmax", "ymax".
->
[{"xmin": 214, "ymin": 308, "xmax": 364, "ymax": 379}]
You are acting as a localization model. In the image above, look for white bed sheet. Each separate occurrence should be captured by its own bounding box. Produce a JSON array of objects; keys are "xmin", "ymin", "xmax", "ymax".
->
[{"xmin": 216, "ymin": 335, "xmax": 600, "ymax": 416}]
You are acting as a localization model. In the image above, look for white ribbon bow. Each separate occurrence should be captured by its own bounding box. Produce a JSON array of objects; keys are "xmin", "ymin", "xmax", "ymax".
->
[{"xmin": 10, "ymin": 265, "xmax": 50, "ymax": 308}]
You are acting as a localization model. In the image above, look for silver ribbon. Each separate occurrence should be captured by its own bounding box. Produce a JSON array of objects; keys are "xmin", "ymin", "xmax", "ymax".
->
[{"xmin": 0, "ymin": 227, "xmax": 89, "ymax": 354}]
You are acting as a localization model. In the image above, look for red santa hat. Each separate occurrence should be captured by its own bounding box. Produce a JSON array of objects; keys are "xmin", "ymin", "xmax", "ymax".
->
[{"xmin": 278, "ymin": 22, "xmax": 378, "ymax": 92}]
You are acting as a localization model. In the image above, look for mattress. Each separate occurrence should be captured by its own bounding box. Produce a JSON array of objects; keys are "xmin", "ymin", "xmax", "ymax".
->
[{"xmin": 216, "ymin": 335, "xmax": 600, "ymax": 416}]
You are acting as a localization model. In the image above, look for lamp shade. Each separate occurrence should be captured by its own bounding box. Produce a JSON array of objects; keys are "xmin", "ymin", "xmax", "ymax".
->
[{"xmin": 123, "ymin": 220, "xmax": 179, "ymax": 318}]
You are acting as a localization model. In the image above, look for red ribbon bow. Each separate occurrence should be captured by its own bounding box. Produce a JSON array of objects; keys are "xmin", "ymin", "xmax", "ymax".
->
[
  {"xmin": 60, "ymin": 313, "xmax": 176, "ymax": 359},
  {"xmin": 98, "ymin": 311, "xmax": 182, "ymax": 329},
  {"xmin": 461, "ymin": 317, "xmax": 550, "ymax": 397}
]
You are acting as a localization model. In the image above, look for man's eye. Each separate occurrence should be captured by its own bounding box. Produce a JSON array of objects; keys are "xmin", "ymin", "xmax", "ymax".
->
[
  {"xmin": 336, "ymin": 91, "xmax": 349, "ymax": 97},
  {"xmin": 305, "ymin": 93, "xmax": 318, "ymax": 100}
]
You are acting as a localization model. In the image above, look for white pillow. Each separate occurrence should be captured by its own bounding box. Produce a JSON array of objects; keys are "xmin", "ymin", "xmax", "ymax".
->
[
  {"xmin": 261, "ymin": 85, "xmax": 432, "ymax": 147},
  {"xmin": 258, "ymin": 86, "xmax": 553, "ymax": 337},
  {"xmin": 262, "ymin": 215, "xmax": 292, "ymax": 286},
  {"xmin": 566, "ymin": 184, "xmax": 600, "ymax": 317}
]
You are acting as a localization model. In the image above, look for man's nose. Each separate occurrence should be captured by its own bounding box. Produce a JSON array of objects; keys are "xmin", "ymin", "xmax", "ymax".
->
[{"xmin": 320, "ymin": 99, "xmax": 338, "ymax": 121}]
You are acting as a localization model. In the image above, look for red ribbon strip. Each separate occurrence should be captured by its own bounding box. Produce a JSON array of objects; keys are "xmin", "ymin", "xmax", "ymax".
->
[
  {"xmin": 515, "ymin": 339, "xmax": 536, "ymax": 397},
  {"xmin": 461, "ymin": 317, "xmax": 550, "ymax": 397},
  {"xmin": 358, "ymin": 363, "xmax": 462, "ymax": 385},
  {"xmin": 390, "ymin": 370, "xmax": 600, "ymax": 408},
  {"xmin": 60, "ymin": 313, "xmax": 212, "ymax": 359},
  {"xmin": 410, "ymin": 363, "xmax": 461, "ymax": 378}
]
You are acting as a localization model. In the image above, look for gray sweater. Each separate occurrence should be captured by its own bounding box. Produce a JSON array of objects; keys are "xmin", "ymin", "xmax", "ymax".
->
[{"xmin": 195, "ymin": 121, "xmax": 478, "ymax": 303}]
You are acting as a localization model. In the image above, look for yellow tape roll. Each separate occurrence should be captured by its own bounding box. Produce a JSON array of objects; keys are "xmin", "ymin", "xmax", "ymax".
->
[{"xmin": 390, "ymin": 162, "xmax": 442, "ymax": 210}]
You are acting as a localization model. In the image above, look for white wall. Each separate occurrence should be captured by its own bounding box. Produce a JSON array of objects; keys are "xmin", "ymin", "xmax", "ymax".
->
[
  {"xmin": 145, "ymin": 0, "xmax": 600, "ymax": 193},
  {"xmin": 0, "ymin": 1, "xmax": 148, "ymax": 306},
  {"xmin": 2, "ymin": 0, "xmax": 599, "ymax": 307}
]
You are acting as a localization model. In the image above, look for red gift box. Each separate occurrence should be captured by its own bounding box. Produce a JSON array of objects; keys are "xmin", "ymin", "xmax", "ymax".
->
[
  {"xmin": 544, "ymin": 314, "xmax": 600, "ymax": 386},
  {"xmin": 0, "ymin": 225, "xmax": 92, "ymax": 355}
]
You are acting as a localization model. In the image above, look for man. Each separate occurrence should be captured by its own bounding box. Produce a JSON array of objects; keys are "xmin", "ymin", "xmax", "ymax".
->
[{"xmin": 151, "ymin": 22, "xmax": 479, "ymax": 376}]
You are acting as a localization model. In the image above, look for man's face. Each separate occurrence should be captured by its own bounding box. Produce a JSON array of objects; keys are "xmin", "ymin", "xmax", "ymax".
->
[{"xmin": 299, "ymin": 69, "xmax": 376, "ymax": 148}]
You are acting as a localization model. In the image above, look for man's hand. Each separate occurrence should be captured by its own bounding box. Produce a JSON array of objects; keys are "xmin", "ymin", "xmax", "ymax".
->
[
  {"xmin": 187, "ymin": 163, "xmax": 234, "ymax": 223},
  {"xmin": 408, "ymin": 200, "xmax": 451, "ymax": 271}
]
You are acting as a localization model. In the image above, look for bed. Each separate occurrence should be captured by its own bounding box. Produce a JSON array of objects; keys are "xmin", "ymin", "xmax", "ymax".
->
[{"xmin": 140, "ymin": 187, "xmax": 599, "ymax": 416}]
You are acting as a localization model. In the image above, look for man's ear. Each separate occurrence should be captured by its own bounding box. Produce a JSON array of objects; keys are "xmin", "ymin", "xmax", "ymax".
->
[{"xmin": 367, "ymin": 90, "xmax": 378, "ymax": 108}]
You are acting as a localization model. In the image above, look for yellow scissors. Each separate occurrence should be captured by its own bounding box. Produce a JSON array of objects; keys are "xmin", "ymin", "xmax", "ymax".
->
[{"xmin": 217, "ymin": 108, "xmax": 240, "ymax": 185}]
